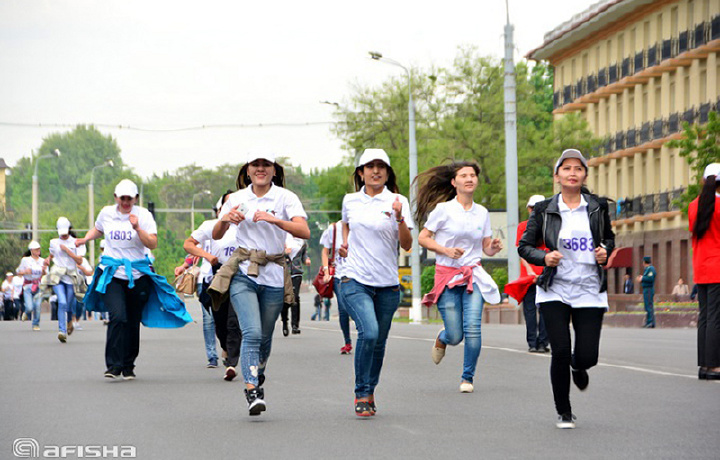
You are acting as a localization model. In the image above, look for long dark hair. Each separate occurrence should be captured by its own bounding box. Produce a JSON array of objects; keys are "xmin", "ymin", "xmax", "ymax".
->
[
  {"xmin": 236, "ymin": 163, "xmax": 285, "ymax": 190},
  {"xmin": 353, "ymin": 163, "xmax": 399, "ymax": 193},
  {"xmin": 693, "ymin": 175, "xmax": 718, "ymax": 240},
  {"xmin": 413, "ymin": 160, "xmax": 481, "ymax": 227}
]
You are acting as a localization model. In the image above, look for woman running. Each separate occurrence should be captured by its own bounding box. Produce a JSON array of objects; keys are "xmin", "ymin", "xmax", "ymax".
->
[
  {"xmin": 77, "ymin": 179, "xmax": 191, "ymax": 379},
  {"xmin": 337, "ymin": 148, "xmax": 413, "ymax": 417},
  {"xmin": 415, "ymin": 161, "xmax": 502, "ymax": 393},
  {"xmin": 17, "ymin": 241, "xmax": 46, "ymax": 330},
  {"xmin": 518, "ymin": 149, "xmax": 615, "ymax": 429},
  {"xmin": 46, "ymin": 217, "xmax": 86, "ymax": 342},
  {"xmin": 689, "ymin": 163, "xmax": 720, "ymax": 381},
  {"xmin": 320, "ymin": 220, "xmax": 352, "ymax": 354},
  {"xmin": 211, "ymin": 153, "xmax": 309, "ymax": 416}
]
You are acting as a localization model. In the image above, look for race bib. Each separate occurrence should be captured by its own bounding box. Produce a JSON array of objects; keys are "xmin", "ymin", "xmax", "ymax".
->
[
  {"xmin": 559, "ymin": 229, "xmax": 596, "ymax": 265},
  {"xmin": 106, "ymin": 219, "xmax": 137, "ymax": 249}
]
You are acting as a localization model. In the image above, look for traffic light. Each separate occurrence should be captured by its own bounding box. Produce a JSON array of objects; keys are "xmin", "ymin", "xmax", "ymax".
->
[{"xmin": 20, "ymin": 223, "xmax": 31, "ymax": 241}]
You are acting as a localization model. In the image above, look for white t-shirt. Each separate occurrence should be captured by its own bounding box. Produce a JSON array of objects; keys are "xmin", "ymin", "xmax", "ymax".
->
[
  {"xmin": 218, "ymin": 184, "xmax": 307, "ymax": 288},
  {"xmin": 341, "ymin": 186, "xmax": 414, "ymax": 287},
  {"xmin": 536, "ymin": 196, "xmax": 608, "ymax": 308},
  {"xmin": 319, "ymin": 222, "xmax": 345, "ymax": 279},
  {"xmin": 191, "ymin": 218, "xmax": 238, "ymax": 283},
  {"xmin": 95, "ymin": 204, "xmax": 158, "ymax": 280},
  {"xmin": 17, "ymin": 256, "xmax": 45, "ymax": 282},
  {"xmin": 424, "ymin": 198, "xmax": 500, "ymax": 304},
  {"xmin": 2, "ymin": 280, "xmax": 13, "ymax": 300},
  {"xmin": 79, "ymin": 258, "xmax": 93, "ymax": 285},
  {"xmin": 12, "ymin": 276, "xmax": 23, "ymax": 298},
  {"xmin": 49, "ymin": 236, "xmax": 86, "ymax": 284}
]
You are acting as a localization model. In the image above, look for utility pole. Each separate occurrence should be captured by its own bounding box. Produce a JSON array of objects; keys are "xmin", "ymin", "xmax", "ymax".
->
[{"xmin": 504, "ymin": 1, "xmax": 520, "ymax": 286}]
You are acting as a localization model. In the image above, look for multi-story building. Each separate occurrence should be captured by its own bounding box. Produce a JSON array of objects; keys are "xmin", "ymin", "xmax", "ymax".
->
[{"xmin": 528, "ymin": 0, "xmax": 720, "ymax": 296}]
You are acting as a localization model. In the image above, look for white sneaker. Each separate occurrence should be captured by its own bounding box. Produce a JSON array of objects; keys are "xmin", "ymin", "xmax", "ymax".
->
[
  {"xmin": 75, "ymin": 322, "xmax": 83, "ymax": 331},
  {"xmin": 58, "ymin": 332, "xmax": 67, "ymax": 343},
  {"xmin": 431, "ymin": 329, "xmax": 446, "ymax": 365},
  {"xmin": 460, "ymin": 382, "xmax": 474, "ymax": 393},
  {"xmin": 556, "ymin": 413, "xmax": 576, "ymax": 429}
]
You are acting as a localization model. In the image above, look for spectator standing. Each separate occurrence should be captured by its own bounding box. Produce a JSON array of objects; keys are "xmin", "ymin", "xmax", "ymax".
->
[{"xmin": 636, "ymin": 257, "xmax": 656, "ymax": 328}]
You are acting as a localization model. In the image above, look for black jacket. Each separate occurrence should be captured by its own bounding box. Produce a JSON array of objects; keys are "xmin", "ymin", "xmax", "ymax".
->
[{"xmin": 518, "ymin": 193, "xmax": 615, "ymax": 293}]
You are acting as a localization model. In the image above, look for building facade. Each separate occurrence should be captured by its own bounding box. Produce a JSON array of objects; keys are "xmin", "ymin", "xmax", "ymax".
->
[{"xmin": 529, "ymin": 0, "xmax": 720, "ymax": 295}]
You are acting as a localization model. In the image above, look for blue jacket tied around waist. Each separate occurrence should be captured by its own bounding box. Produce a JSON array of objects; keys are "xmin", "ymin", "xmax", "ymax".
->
[{"xmin": 83, "ymin": 255, "xmax": 192, "ymax": 328}]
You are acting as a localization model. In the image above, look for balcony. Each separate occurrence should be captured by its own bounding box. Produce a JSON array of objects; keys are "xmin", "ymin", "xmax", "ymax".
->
[
  {"xmin": 587, "ymin": 74, "xmax": 597, "ymax": 93},
  {"xmin": 598, "ymin": 68, "xmax": 607, "ymax": 88},
  {"xmin": 626, "ymin": 128, "xmax": 637, "ymax": 148},
  {"xmin": 615, "ymin": 131, "xmax": 625, "ymax": 151},
  {"xmin": 608, "ymin": 64, "xmax": 618, "ymax": 84},
  {"xmin": 682, "ymin": 108, "xmax": 697, "ymax": 125},
  {"xmin": 647, "ymin": 45, "xmax": 658, "ymax": 67},
  {"xmin": 668, "ymin": 113, "xmax": 679, "ymax": 133},
  {"xmin": 699, "ymin": 103, "xmax": 711, "ymax": 123},
  {"xmin": 640, "ymin": 122, "xmax": 651, "ymax": 143},
  {"xmin": 615, "ymin": 190, "xmax": 686, "ymax": 222},
  {"xmin": 634, "ymin": 51, "xmax": 645, "ymax": 73},
  {"xmin": 621, "ymin": 58, "xmax": 632, "ymax": 78},
  {"xmin": 678, "ymin": 31, "xmax": 689, "ymax": 53},
  {"xmin": 652, "ymin": 119, "xmax": 665, "ymax": 140}
]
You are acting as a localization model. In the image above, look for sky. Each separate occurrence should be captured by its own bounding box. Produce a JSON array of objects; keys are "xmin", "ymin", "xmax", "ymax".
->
[{"xmin": 0, "ymin": 0, "xmax": 598, "ymax": 179}]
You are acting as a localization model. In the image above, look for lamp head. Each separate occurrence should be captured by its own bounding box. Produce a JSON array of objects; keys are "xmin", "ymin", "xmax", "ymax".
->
[
  {"xmin": 107, "ymin": 160, "xmax": 114, "ymax": 167},
  {"xmin": 369, "ymin": 51, "xmax": 382, "ymax": 60},
  {"xmin": 52, "ymin": 149, "xmax": 61, "ymax": 157}
]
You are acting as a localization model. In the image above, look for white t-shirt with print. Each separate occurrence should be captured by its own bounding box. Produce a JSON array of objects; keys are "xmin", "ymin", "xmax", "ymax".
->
[
  {"xmin": 341, "ymin": 187, "xmax": 414, "ymax": 287},
  {"xmin": 535, "ymin": 196, "xmax": 608, "ymax": 308},
  {"xmin": 49, "ymin": 237, "xmax": 86, "ymax": 284},
  {"xmin": 17, "ymin": 256, "xmax": 45, "ymax": 282},
  {"xmin": 95, "ymin": 205, "xmax": 158, "ymax": 280},
  {"xmin": 192, "ymin": 218, "xmax": 238, "ymax": 283},
  {"xmin": 319, "ymin": 221, "xmax": 345, "ymax": 279},
  {"xmin": 218, "ymin": 184, "xmax": 307, "ymax": 288}
]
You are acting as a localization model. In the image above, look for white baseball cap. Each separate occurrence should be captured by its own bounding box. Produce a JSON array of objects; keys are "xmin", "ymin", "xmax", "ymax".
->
[
  {"xmin": 526, "ymin": 195, "xmax": 546, "ymax": 208},
  {"xmin": 114, "ymin": 179, "xmax": 139, "ymax": 198},
  {"xmin": 28, "ymin": 240, "xmax": 41, "ymax": 250},
  {"xmin": 6, "ymin": 272, "xmax": 12, "ymax": 277},
  {"xmin": 356, "ymin": 148, "xmax": 391, "ymax": 169},
  {"xmin": 703, "ymin": 163, "xmax": 720, "ymax": 181},
  {"xmin": 56, "ymin": 216, "xmax": 71, "ymax": 236},
  {"xmin": 554, "ymin": 149, "xmax": 588, "ymax": 174},
  {"xmin": 246, "ymin": 152, "xmax": 276, "ymax": 165},
  {"xmin": 99, "ymin": 240, "xmax": 106, "ymax": 249}
]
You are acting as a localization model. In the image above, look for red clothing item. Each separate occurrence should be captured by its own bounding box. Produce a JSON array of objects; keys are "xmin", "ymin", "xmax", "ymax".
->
[
  {"xmin": 689, "ymin": 195, "xmax": 720, "ymax": 284},
  {"xmin": 516, "ymin": 220, "xmax": 546, "ymax": 277},
  {"xmin": 421, "ymin": 262, "xmax": 479, "ymax": 307}
]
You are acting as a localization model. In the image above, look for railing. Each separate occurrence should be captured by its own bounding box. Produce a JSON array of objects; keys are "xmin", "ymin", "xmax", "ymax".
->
[{"xmin": 615, "ymin": 189, "xmax": 685, "ymax": 220}]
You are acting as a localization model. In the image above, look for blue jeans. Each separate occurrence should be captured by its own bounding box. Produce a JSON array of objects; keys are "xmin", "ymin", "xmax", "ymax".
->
[
  {"xmin": 643, "ymin": 287, "xmax": 655, "ymax": 326},
  {"xmin": 333, "ymin": 278, "xmax": 352, "ymax": 345},
  {"xmin": 53, "ymin": 282, "xmax": 76, "ymax": 334},
  {"xmin": 229, "ymin": 271, "xmax": 284, "ymax": 386},
  {"xmin": 338, "ymin": 278, "xmax": 401, "ymax": 398},
  {"xmin": 23, "ymin": 285, "xmax": 42, "ymax": 327},
  {"xmin": 202, "ymin": 302, "xmax": 218, "ymax": 362},
  {"xmin": 436, "ymin": 283, "xmax": 484, "ymax": 383}
]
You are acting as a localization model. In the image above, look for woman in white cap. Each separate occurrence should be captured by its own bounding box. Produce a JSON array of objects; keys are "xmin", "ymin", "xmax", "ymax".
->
[
  {"xmin": 415, "ymin": 160, "xmax": 502, "ymax": 394},
  {"xmin": 77, "ymin": 179, "xmax": 191, "ymax": 380},
  {"xmin": 337, "ymin": 148, "xmax": 413, "ymax": 417},
  {"xmin": 518, "ymin": 149, "xmax": 615, "ymax": 429},
  {"xmin": 17, "ymin": 240, "xmax": 46, "ymax": 330},
  {"xmin": 46, "ymin": 217, "xmax": 86, "ymax": 342},
  {"xmin": 212, "ymin": 153, "xmax": 309, "ymax": 415},
  {"xmin": 320, "ymin": 220, "xmax": 352, "ymax": 354},
  {"xmin": 689, "ymin": 163, "xmax": 720, "ymax": 381}
]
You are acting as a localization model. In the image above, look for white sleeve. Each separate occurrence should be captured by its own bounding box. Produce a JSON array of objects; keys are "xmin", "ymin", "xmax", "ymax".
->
[
  {"xmin": 399, "ymin": 195, "xmax": 415, "ymax": 230},
  {"xmin": 140, "ymin": 208, "xmax": 157, "ymax": 234},
  {"xmin": 319, "ymin": 227, "xmax": 332, "ymax": 248},
  {"xmin": 17, "ymin": 258, "xmax": 27, "ymax": 273},
  {"xmin": 482, "ymin": 211, "xmax": 492, "ymax": 239},
  {"xmin": 284, "ymin": 191, "xmax": 307, "ymax": 221},
  {"xmin": 341, "ymin": 195, "xmax": 350, "ymax": 224},
  {"xmin": 191, "ymin": 221, "xmax": 212, "ymax": 245},
  {"xmin": 76, "ymin": 243, "xmax": 87, "ymax": 257},
  {"xmin": 49, "ymin": 239, "xmax": 59, "ymax": 258},
  {"xmin": 424, "ymin": 205, "xmax": 444, "ymax": 233},
  {"xmin": 94, "ymin": 208, "xmax": 107, "ymax": 233}
]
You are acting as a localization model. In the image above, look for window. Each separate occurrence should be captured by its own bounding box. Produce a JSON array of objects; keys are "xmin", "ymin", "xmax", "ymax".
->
[
  {"xmin": 629, "ymin": 93, "xmax": 635, "ymax": 125},
  {"xmin": 700, "ymin": 69, "xmax": 707, "ymax": 102},
  {"xmin": 618, "ymin": 33, "xmax": 625, "ymax": 63},
  {"xmin": 688, "ymin": 0, "xmax": 695, "ymax": 29},
  {"xmin": 655, "ymin": 85, "xmax": 661, "ymax": 117},
  {"xmin": 644, "ymin": 21, "xmax": 650, "ymax": 47},
  {"xmin": 671, "ymin": 6, "xmax": 679, "ymax": 36}
]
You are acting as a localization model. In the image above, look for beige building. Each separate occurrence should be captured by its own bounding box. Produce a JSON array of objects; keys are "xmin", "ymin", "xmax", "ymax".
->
[{"xmin": 528, "ymin": 0, "xmax": 720, "ymax": 294}]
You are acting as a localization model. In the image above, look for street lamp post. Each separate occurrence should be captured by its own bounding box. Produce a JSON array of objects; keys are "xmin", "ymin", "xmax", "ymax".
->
[
  {"xmin": 88, "ymin": 160, "xmax": 114, "ymax": 265},
  {"xmin": 31, "ymin": 149, "xmax": 61, "ymax": 242},
  {"xmin": 369, "ymin": 51, "xmax": 422, "ymax": 323},
  {"xmin": 191, "ymin": 190, "xmax": 211, "ymax": 232}
]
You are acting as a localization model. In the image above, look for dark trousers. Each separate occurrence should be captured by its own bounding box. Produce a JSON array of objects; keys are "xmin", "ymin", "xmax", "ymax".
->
[
  {"xmin": 697, "ymin": 283, "xmax": 720, "ymax": 368},
  {"xmin": 210, "ymin": 300, "xmax": 241, "ymax": 368},
  {"xmin": 642, "ymin": 287, "xmax": 655, "ymax": 326},
  {"xmin": 539, "ymin": 302, "xmax": 605, "ymax": 415},
  {"xmin": 281, "ymin": 276, "xmax": 302, "ymax": 328},
  {"xmin": 522, "ymin": 285, "xmax": 548, "ymax": 348},
  {"xmin": 104, "ymin": 276, "xmax": 151, "ymax": 372}
]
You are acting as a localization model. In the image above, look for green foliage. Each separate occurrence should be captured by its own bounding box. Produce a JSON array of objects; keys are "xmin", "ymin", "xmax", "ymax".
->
[
  {"xmin": 490, "ymin": 267, "xmax": 508, "ymax": 295},
  {"xmin": 421, "ymin": 264, "xmax": 435, "ymax": 296},
  {"xmin": 0, "ymin": 234, "xmax": 25, "ymax": 275}
]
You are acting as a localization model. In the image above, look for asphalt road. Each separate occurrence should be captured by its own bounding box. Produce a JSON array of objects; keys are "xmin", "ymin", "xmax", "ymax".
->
[{"xmin": 2, "ymin": 291, "xmax": 718, "ymax": 460}]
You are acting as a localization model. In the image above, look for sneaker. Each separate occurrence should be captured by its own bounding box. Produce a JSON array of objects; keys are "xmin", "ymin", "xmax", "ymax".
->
[
  {"xmin": 258, "ymin": 374, "xmax": 265, "ymax": 387},
  {"xmin": 224, "ymin": 366, "xmax": 237, "ymax": 381},
  {"xmin": 354, "ymin": 399, "xmax": 373, "ymax": 417},
  {"xmin": 368, "ymin": 395, "xmax": 376, "ymax": 415},
  {"xmin": 32, "ymin": 326, "xmax": 40, "ymax": 331},
  {"xmin": 103, "ymin": 320, "xmax": 109, "ymax": 326},
  {"xmin": 122, "ymin": 369, "xmax": 136, "ymax": 380},
  {"xmin": 431, "ymin": 329, "xmax": 446, "ymax": 364},
  {"xmin": 556, "ymin": 412, "xmax": 576, "ymax": 429},
  {"xmin": 291, "ymin": 326, "xmax": 301, "ymax": 335},
  {"xmin": 67, "ymin": 321, "xmax": 74, "ymax": 336},
  {"xmin": 75, "ymin": 322, "xmax": 83, "ymax": 331},
  {"xmin": 571, "ymin": 369, "xmax": 589, "ymax": 391},
  {"xmin": 340, "ymin": 344, "xmax": 353, "ymax": 355},
  {"xmin": 245, "ymin": 388, "xmax": 266, "ymax": 416},
  {"xmin": 539, "ymin": 345, "xmax": 550, "ymax": 353},
  {"xmin": 207, "ymin": 359, "xmax": 218, "ymax": 368},
  {"xmin": 58, "ymin": 332, "xmax": 67, "ymax": 343},
  {"xmin": 282, "ymin": 322, "xmax": 289, "ymax": 337},
  {"xmin": 104, "ymin": 368, "xmax": 121, "ymax": 379},
  {"xmin": 528, "ymin": 347, "xmax": 539, "ymax": 353},
  {"xmin": 21, "ymin": 312, "xmax": 28, "ymax": 321},
  {"xmin": 460, "ymin": 381, "xmax": 474, "ymax": 393}
]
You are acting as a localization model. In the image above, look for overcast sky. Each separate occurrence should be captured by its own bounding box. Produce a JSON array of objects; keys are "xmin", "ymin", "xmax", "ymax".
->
[{"xmin": 0, "ymin": 0, "xmax": 597, "ymax": 179}]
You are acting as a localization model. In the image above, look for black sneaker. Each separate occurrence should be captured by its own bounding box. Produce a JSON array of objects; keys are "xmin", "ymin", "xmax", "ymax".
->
[
  {"xmin": 258, "ymin": 374, "xmax": 265, "ymax": 387},
  {"xmin": 291, "ymin": 327, "xmax": 301, "ymax": 335},
  {"xmin": 571, "ymin": 368, "xmax": 589, "ymax": 391},
  {"xmin": 122, "ymin": 369, "xmax": 136, "ymax": 380},
  {"xmin": 282, "ymin": 322, "xmax": 289, "ymax": 337},
  {"xmin": 104, "ymin": 368, "xmax": 121, "ymax": 379},
  {"xmin": 245, "ymin": 388, "xmax": 266, "ymax": 416},
  {"xmin": 556, "ymin": 412, "xmax": 576, "ymax": 429}
]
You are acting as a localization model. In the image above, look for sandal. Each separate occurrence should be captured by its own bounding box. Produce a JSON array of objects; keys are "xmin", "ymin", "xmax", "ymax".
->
[{"xmin": 354, "ymin": 399, "xmax": 373, "ymax": 417}]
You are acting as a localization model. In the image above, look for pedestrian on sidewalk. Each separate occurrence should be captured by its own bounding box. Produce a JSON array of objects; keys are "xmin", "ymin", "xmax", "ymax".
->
[
  {"xmin": 415, "ymin": 160, "xmax": 502, "ymax": 394},
  {"xmin": 689, "ymin": 163, "xmax": 720, "ymax": 381},
  {"xmin": 16, "ymin": 241, "xmax": 46, "ymax": 330},
  {"xmin": 518, "ymin": 149, "xmax": 615, "ymax": 429},
  {"xmin": 636, "ymin": 256, "xmax": 656, "ymax": 328},
  {"xmin": 311, "ymin": 293, "xmax": 322, "ymax": 320},
  {"xmin": 320, "ymin": 220, "xmax": 352, "ymax": 354},
  {"xmin": 337, "ymin": 148, "xmax": 414, "ymax": 417},
  {"xmin": 212, "ymin": 153, "xmax": 309, "ymax": 416},
  {"xmin": 281, "ymin": 235, "xmax": 309, "ymax": 335}
]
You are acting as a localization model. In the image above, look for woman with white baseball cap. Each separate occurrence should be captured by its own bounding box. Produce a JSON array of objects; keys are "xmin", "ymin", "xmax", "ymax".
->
[
  {"xmin": 212, "ymin": 153, "xmax": 309, "ymax": 415},
  {"xmin": 518, "ymin": 149, "xmax": 615, "ymax": 429},
  {"xmin": 689, "ymin": 163, "xmax": 720, "ymax": 381},
  {"xmin": 45, "ymin": 217, "xmax": 86, "ymax": 342},
  {"xmin": 16, "ymin": 240, "xmax": 47, "ymax": 330},
  {"xmin": 77, "ymin": 179, "xmax": 191, "ymax": 380},
  {"xmin": 336, "ymin": 148, "xmax": 414, "ymax": 417},
  {"xmin": 415, "ymin": 160, "xmax": 502, "ymax": 394}
]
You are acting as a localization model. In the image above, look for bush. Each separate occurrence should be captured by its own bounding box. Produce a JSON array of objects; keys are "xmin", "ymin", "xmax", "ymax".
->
[
  {"xmin": 490, "ymin": 267, "xmax": 508, "ymax": 294},
  {"xmin": 421, "ymin": 265, "xmax": 435, "ymax": 296}
]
